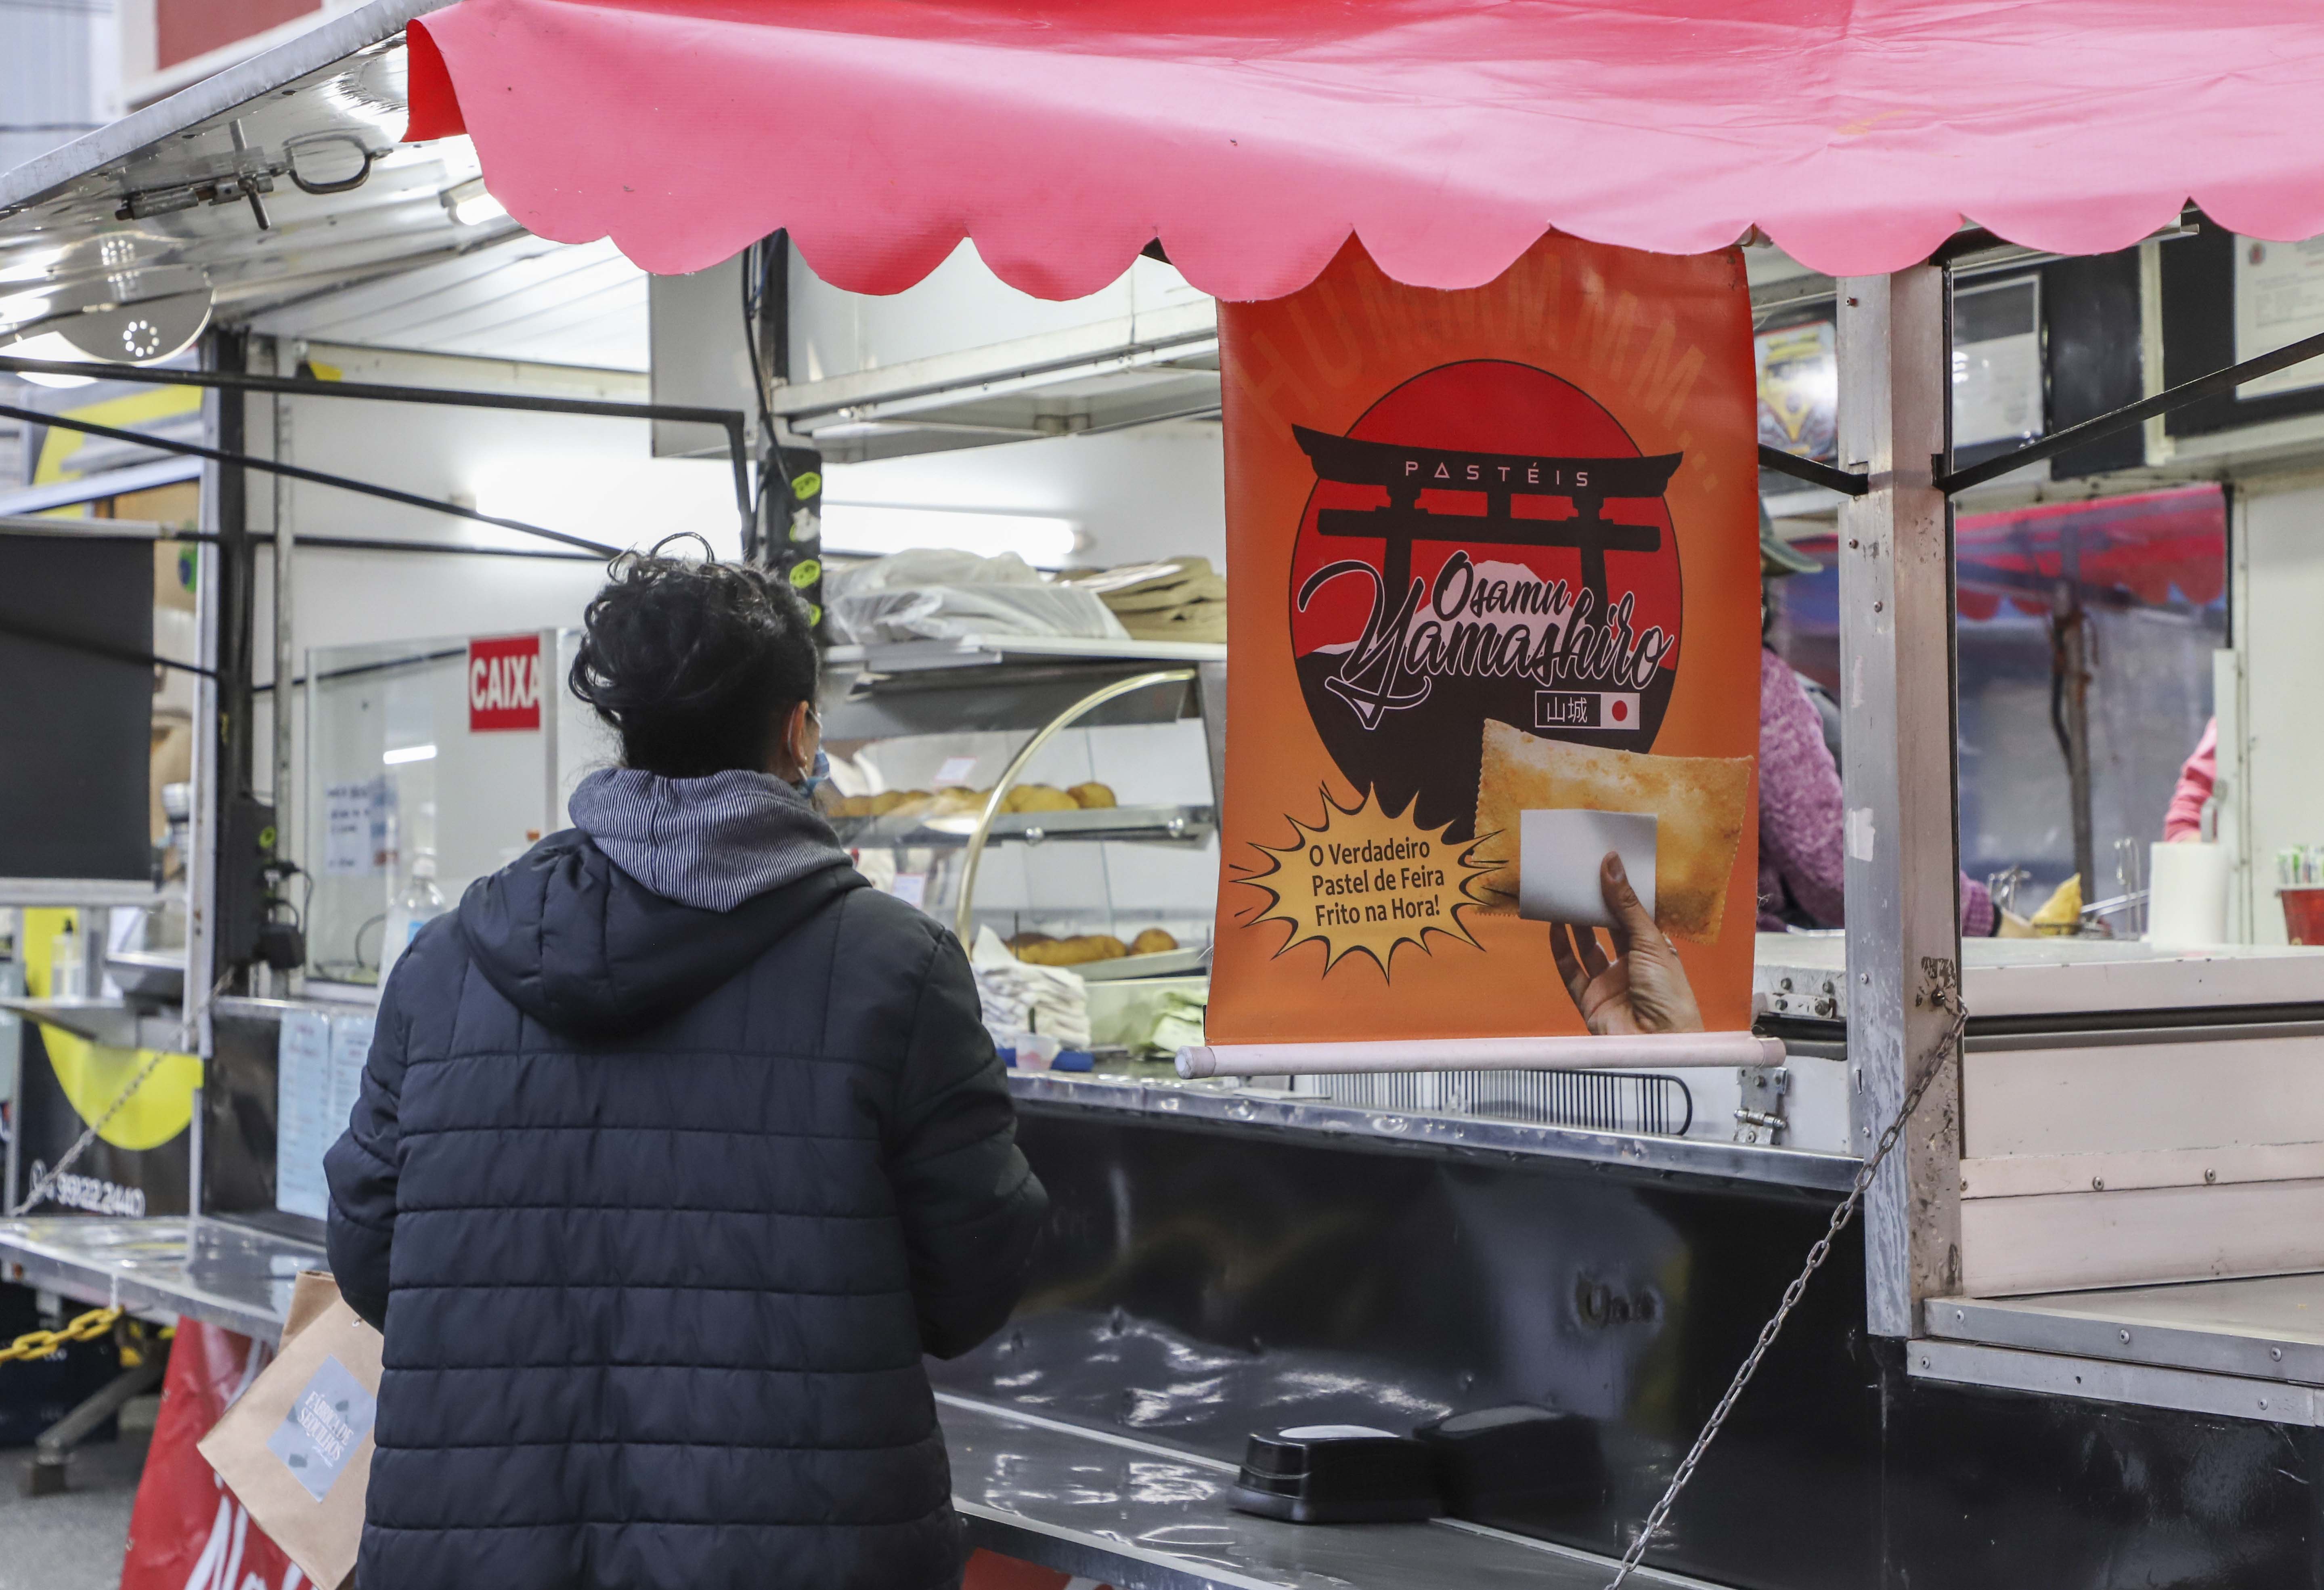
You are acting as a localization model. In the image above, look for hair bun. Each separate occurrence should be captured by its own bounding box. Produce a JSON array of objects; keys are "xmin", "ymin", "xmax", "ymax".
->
[{"xmin": 570, "ymin": 538, "xmax": 818, "ymax": 779}]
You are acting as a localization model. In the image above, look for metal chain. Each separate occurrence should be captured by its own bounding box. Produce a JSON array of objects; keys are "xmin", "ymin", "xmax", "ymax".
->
[
  {"xmin": 0, "ymin": 1306, "xmax": 122, "ymax": 1366},
  {"xmin": 8, "ymin": 1045, "xmax": 174, "ymax": 1219},
  {"xmin": 1605, "ymin": 973, "xmax": 1967, "ymax": 1590}
]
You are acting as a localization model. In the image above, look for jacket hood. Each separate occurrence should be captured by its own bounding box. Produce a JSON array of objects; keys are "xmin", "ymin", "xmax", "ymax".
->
[
  {"xmin": 566, "ymin": 766, "xmax": 849, "ymax": 912},
  {"xmin": 457, "ymin": 829, "xmax": 863, "ymax": 1039}
]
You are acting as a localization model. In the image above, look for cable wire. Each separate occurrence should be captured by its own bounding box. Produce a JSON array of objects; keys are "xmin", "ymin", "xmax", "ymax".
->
[{"xmin": 1603, "ymin": 968, "xmax": 1968, "ymax": 1589}]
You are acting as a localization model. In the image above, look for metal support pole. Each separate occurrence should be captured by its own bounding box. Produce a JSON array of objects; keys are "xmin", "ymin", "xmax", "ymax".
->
[
  {"xmin": 2, "ymin": 935, "xmax": 21, "ymax": 1211},
  {"xmin": 2059, "ymin": 528, "xmax": 2097, "ymax": 896},
  {"xmin": 186, "ymin": 1083, "xmax": 203, "ymax": 1236},
  {"xmin": 541, "ymin": 628, "xmax": 562, "ymax": 837},
  {"xmin": 23, "ymin": 1353, "xmax": 166, "ymax": 1496},
  {"xmin": 1837, "ymin": 267, "xmax": 1964, "ymax": 1338},
  {"xmin": 270, "ymin": 346, "xmax": 296, "ymax": 943},
  {"xmin": 79, "ymin": 908, "xmax": 107, "ymax": 999},
  {"xmin": 212, "ymin": 331, "xmax": 254, "ymax": 815},
  {"xmin": 186, "ymin": 373, "xmax": 228, "ymax": 1057}
]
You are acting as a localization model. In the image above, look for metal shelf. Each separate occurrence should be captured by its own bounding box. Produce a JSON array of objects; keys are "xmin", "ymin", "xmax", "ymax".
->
[
  {"xmin": 834, "ymin": 802, "xmax": 1213, "ymax": 849},
  {"xmin": 1, "ymin": 998, "xmax": 187, "ymax": 1051},
  {"xmin": 825, "ymin": 635, "xmax": 1226, "ymax": 673}
]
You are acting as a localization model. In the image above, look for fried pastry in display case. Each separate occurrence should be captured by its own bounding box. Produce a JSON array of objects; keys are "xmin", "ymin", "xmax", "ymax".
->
[{"xmin": 817, "ymin": 637, "xmax": 1225, "ymax": 980}]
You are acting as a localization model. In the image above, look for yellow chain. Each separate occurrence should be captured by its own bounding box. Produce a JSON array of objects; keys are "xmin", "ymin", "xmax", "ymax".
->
[{"xmin": 0, "ymin": 1306, "xmax": 122, "ymax": 1365}]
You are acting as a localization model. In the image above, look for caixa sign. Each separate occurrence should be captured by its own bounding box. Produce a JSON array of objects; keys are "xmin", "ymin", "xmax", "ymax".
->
[{"xmin": 468, "ymin": 633, "xmax": 543, "ymax": 732}]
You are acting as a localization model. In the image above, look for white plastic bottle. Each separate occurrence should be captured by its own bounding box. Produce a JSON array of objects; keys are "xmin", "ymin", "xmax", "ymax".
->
[
  {"xmin": 48, "ymin": 919, "xmax": 82, "ymax": 1001},
  {"xmin": 380, "ymin": 852, "xmax": 447, "ymax": 986}
]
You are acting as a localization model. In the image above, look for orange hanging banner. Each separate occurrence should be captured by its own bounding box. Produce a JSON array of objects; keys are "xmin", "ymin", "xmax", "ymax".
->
[{"xmin": 1207, "ymin": 235, "xmax": 1762, "ymax": 1045}]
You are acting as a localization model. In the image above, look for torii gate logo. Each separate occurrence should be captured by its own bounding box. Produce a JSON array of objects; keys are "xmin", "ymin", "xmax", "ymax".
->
[{"xmin": 1287, "ymin": 359, "xmax": 1686, "ymax": 841}]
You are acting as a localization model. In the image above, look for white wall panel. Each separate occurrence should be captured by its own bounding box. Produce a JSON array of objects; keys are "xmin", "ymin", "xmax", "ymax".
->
[{"xmin": 2233, "ymin": 481, "xmax": 2324, "ymax": 944}]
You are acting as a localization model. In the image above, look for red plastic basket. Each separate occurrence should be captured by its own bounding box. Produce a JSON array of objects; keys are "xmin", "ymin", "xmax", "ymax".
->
[{"xmin": 2282, "ymin": 887, "xmax": 2324, "ymax": 946}]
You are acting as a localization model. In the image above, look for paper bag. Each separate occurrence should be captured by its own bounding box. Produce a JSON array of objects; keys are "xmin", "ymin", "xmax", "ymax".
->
[{"xmin": 197, "ymin": 1271, "xmax": 380, "ymax": 1590}]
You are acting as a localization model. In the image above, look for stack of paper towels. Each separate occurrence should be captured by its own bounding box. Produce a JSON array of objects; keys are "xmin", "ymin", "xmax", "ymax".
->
[{"xmin": 2148, "ymin": 841, "xmax": 2231, "ymax": 948}]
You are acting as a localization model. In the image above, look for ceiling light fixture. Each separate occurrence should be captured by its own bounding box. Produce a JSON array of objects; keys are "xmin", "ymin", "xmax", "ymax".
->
[
  {"xmin": 441, "ymin": 176, "xmax": 507, "ymax": 227},
  {"xmin": 0, "ymin": 249, "xmax": 62, "ymax": 285}
]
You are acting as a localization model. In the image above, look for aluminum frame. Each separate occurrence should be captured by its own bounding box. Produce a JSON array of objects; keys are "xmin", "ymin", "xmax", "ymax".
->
[
  {"xmin": 1910, "ymin": 1338, "xmax": 2324, "ymax": 1428},
  {"xmin": 1838, "ymin": 266, "xmax": 1966, "ymax": 1338},
  {"xmin": 1008, "ymin": 1070, "xmax": 1862, "ymax": 1192}
]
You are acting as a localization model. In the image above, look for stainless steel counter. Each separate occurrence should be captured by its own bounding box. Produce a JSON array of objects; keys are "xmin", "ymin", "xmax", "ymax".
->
[
  {"xmin": 0, "ymin": 1212, "xmax": 1723, "ymax": 1589},
  {"xmin": 1757, "ymin": 932, "xmax": 2324, "ymax": 1024},
  {"xmin": 1009, "ymin": 1067, "xmax": 1862, "ymax": 1192},
  {"xmin": 0, "ymin": 1215, "xmax": 319, "ymax": 1341},
  {"xmin": 939, "ymin": 1392, "xmax": 1717, "ymax": 1590},
  {"xmin": 1914, "ymin": 1273, "xmax": 2324, "ymax": 1428}
]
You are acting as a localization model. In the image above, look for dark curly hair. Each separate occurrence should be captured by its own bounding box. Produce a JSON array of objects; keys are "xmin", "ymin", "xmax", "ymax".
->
[{"xmin": 569, "ymin": 536, "xmax": 818, "ymax": 779}]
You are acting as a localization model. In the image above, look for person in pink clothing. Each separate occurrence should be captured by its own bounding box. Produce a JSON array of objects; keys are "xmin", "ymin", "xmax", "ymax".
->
[
  {"xmin": 1756, "ymin": 507, "xmax": 1996, "ymax": 935},
  {"xmin": 2163, "ymin": 718, "xmax": 2218, "ymax": 841}
]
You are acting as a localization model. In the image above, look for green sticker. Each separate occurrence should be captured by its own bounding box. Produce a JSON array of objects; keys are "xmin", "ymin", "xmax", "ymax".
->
[
  {"xmin": 790, "ymin": 470, "xmax": 822, "ymax": 501},
  {"xmin": 788, "ymin": 559, "xmax": 820, "ymax": 589},
  {"xmin": 259, "ymin": 825, "xmax": 278, "ymax": 851},
  {"xmin": 807, "ymin": 604, "xmax": 823, "ymax": 626}
]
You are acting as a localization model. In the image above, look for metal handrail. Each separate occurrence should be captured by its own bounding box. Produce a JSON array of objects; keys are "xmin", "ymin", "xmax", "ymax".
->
[{"xmin": 951, "ymin": 668, "xmax": 1197, "ymax": 942}]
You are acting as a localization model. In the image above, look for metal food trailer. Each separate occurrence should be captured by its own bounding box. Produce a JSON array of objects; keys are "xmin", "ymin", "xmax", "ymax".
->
[{"xmin": 6, "ymin": 4, "xmax": 2324, "ymax": 1586}]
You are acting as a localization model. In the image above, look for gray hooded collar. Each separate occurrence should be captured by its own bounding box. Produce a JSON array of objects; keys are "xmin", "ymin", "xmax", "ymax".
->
[{"xmin": 566, "ymin": 766, "xmax": 851, "ymax": 913}]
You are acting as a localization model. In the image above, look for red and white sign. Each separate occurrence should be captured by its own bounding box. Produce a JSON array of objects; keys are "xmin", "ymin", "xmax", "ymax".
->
[
  {"xmin": 122, "ymin": 1322, "xmax": 301, "ymax": 1590},
  {"xmin": 467, "ymin": 634, "xmax": 543, "ymax": 733}
]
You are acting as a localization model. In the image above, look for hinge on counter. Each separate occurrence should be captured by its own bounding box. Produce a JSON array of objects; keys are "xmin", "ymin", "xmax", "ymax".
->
[
  {"xmin": 1734, "ymin": 1067, "xmax": 1791, "ymax": 1146},
  {"xmin": 1756, "ymin": 971, "xmax": 1843, "ymax": 1021}
]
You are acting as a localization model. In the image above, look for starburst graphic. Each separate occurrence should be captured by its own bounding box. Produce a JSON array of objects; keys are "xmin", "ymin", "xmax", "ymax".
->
[{"xmin": 1231, "ymin": 784, "xmax": 1499, "ymax": 979}]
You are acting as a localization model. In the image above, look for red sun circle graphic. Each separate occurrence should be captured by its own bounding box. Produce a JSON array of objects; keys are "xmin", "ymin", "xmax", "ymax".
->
[{"xmin": 1286, "ymin": 359, "xmax": 1687, "ymax": 841}]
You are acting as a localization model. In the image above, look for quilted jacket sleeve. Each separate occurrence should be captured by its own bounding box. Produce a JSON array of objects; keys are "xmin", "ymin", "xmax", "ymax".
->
[
  {"xmin": 889, "ymin": 929, "xmax": 1049, "ymax": 1359},
  {"xmin": 324, "ymin": 965, "xmax": 415, "ymax": 1333}
]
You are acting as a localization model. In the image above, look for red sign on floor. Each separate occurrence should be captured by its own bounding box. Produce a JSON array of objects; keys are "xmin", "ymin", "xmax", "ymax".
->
[
  {"xmin": 122, "ymin": 1322, "xmax": 299, "ymax": 1590},
  {"xmin": 468, "ymin": 633, "xmax": 543, "ymax": 732}
]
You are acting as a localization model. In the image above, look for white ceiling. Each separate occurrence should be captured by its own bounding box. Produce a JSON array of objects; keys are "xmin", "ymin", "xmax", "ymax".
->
[{"xmin": 250, "ymin": 231, "xmax": 648, "ymax": 371}]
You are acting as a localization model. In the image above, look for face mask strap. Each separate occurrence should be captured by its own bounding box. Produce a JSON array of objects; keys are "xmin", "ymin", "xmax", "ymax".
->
[{"xmin": 792, "ymin": 706, "xmax": 828, "ymax": 799}]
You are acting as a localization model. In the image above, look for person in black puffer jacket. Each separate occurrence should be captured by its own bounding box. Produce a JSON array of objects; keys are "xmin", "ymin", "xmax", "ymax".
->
[{"xmin": 324, "ymin": 541, "xmax": 1048, "ymax": 1590}]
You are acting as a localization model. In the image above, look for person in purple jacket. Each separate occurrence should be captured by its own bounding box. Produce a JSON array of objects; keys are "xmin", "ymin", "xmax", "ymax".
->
[
  {"xmin": 1551, "ymin": 509, "xmax": 1997, "ymax": 1036},
  {"xmin": 1758, "ymin": 506, "xmax": 1996, "ymax": 936}
]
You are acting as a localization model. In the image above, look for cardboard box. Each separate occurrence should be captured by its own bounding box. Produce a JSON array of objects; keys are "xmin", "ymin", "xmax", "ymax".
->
[{"xmin": 197, "ymin": 1272, "xmax": 380, "ymax": 1590}]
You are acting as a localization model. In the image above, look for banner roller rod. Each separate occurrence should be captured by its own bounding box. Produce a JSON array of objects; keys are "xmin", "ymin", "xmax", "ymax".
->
[{"xmin": 1178, "ymin": 1032, "xmax": 1787, "ymax": 1077}]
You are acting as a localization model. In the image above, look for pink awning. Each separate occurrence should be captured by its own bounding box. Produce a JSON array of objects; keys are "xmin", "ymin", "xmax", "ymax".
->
[
  {"xmin": 1952, "ymin": 485, "xmax": 2228, "ymax": 619},
  {"xmin": 1787, "ymin": 485, "xmax": 2228, "ymax": 620},
  {"xmin": 407, "ymin": 1, "xmax": 2324, "ymax": 300}
]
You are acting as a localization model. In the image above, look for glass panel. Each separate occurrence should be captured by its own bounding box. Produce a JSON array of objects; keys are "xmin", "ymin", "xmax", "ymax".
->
[
  {"xmin": 1769, "ymin": 485, "xmax": 2226, "ymax": 932},
  {"xmin": 302, "ymin": 634, "xmax": 557, "ymax": 983},
  {"xmin": 1952, "ymin": 275, "xmax": 2044, "ymax": 448}
]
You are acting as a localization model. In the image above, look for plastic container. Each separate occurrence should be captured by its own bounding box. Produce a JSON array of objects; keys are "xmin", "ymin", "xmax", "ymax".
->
[
  {"xmin": 2149, "ymin": 841, "xmax": 2230, "ymax": 948},
  {"xmin": 2282, "ymin": 886, "xmax": 2324, "ymax": 946},
  {"xmin": 381, "ymin": 852, "xmax": 448, "ymax": 985},
  {"xmin": 1228, "ymin": 1426, "xmax": 1441, "ymax": 1524},
  {"xmin": 48, "ymin": 920, "xmax": 82, "ymax": 1000}
]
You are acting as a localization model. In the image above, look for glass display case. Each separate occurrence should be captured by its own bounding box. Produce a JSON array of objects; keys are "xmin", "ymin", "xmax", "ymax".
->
[
  {"xmin": 300, "ymin": 629, "xmax": 1221, "ymax": 990},
  {"xmin": 816, "ymin": 643, "xmax": 1225, "ymax": 979}
]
